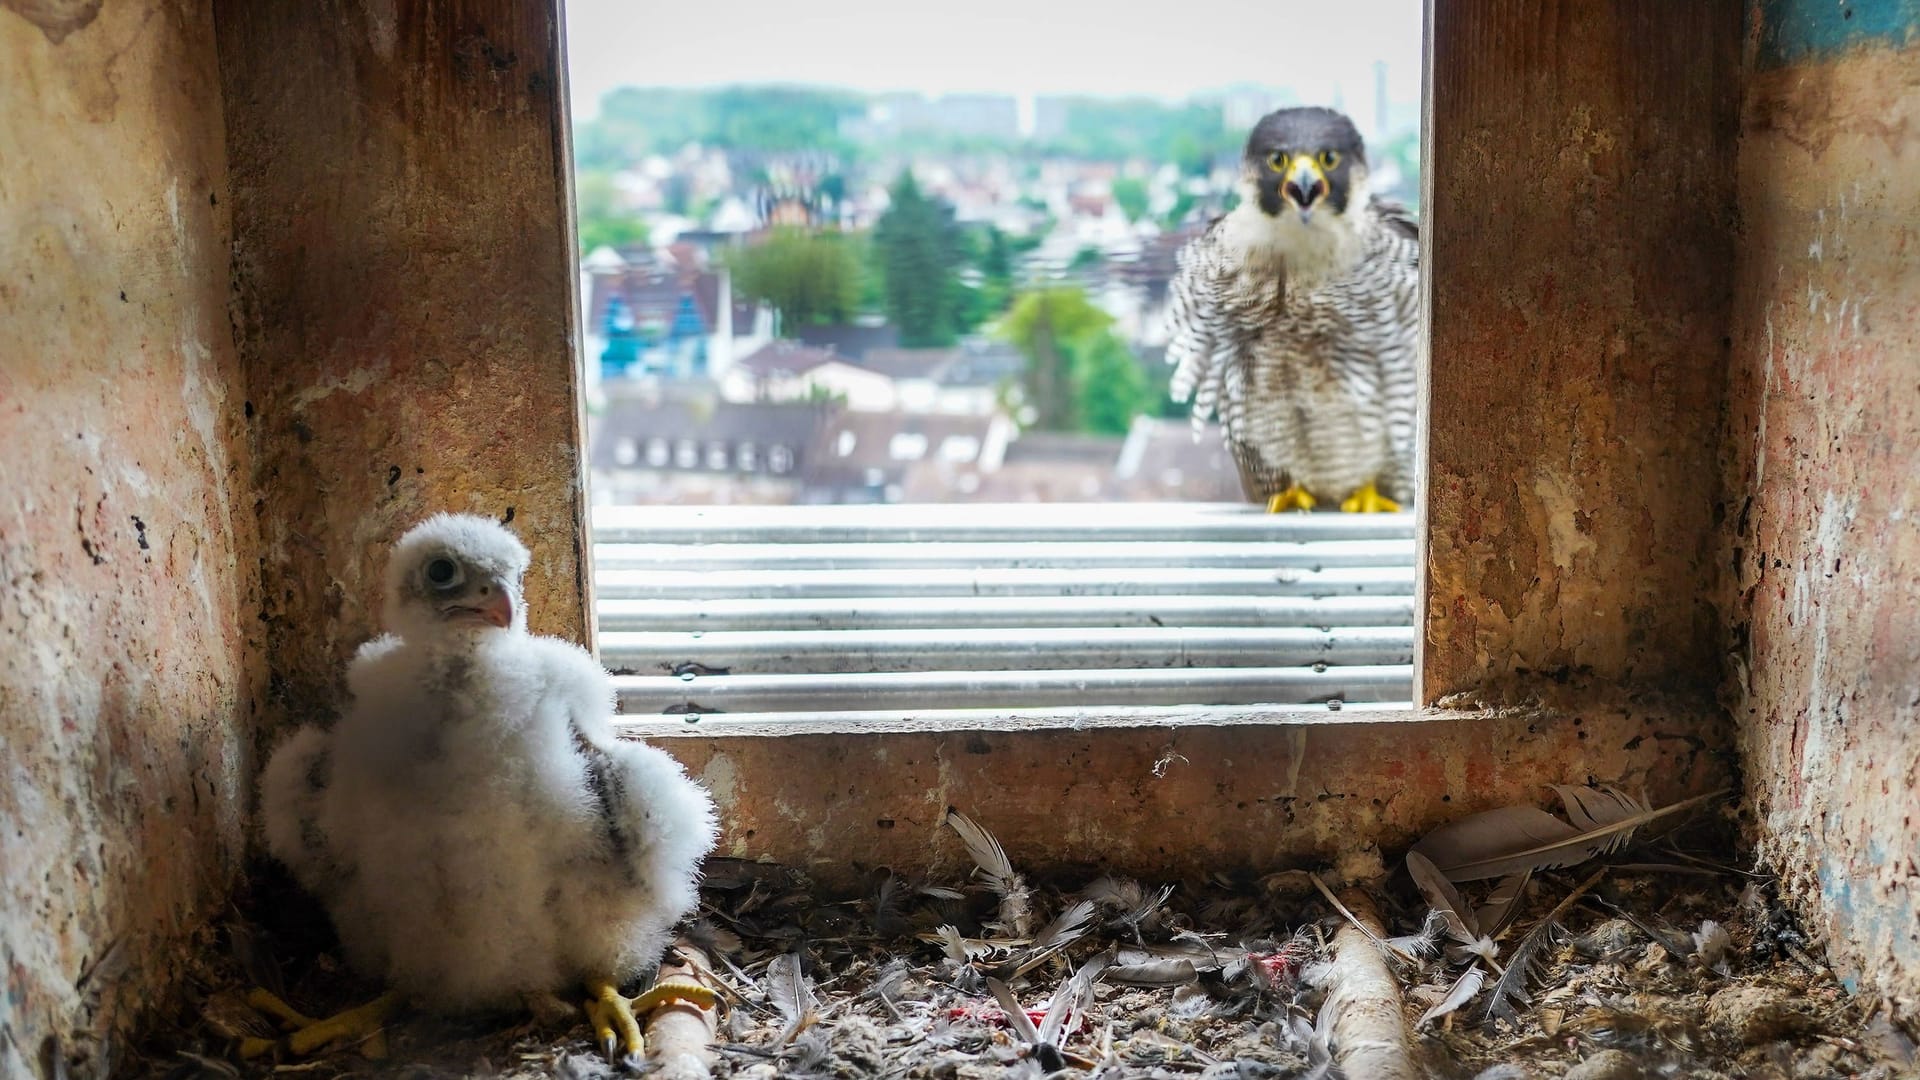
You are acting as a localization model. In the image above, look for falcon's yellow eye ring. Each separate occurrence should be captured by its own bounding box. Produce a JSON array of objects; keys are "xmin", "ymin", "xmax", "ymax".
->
[
  {"xmin": 1319, "ymin": 150, "xmax": 1341, "ymax": 170},
  {"xmin": 1266, "ymin": 151, "xmax": 1288, "ymax": 172}
]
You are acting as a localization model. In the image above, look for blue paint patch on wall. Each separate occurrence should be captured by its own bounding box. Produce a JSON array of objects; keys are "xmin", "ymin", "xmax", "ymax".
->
[{"xmin": 1755, "ymin": 0, "xmax": 1920, "ymax": 69}]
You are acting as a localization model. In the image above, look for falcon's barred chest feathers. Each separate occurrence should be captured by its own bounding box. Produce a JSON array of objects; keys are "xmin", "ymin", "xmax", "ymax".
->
[{"xmin": 1166, "ymin": 106, "xmax": 1420, "ymax": 513}]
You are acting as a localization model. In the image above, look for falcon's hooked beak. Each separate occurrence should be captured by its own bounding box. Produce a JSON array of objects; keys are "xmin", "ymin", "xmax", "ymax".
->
[
  {"xmin": 441, "ymin": 581, "xmax": 514, "ymax": 629},
  {"xmin": 1282, "ymin": 155, "xmax": 1328, "ymax": 223}
]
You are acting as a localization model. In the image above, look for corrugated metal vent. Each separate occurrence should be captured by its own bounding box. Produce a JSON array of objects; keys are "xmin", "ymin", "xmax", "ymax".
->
[{"xmin": 597, "ymin": 503, "xmax": 1415, "ymax": 721}]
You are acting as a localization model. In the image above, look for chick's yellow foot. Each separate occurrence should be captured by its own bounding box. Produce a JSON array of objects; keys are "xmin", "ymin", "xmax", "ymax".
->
[
  {"xmin": 238, "ymin": 988, "xmax": 399, "ymax": 1060},
  {"xmin": 1339, "ymin": 482, "xmax": 1401, "ymax": 514},
  {"xmin": 584, "ymin": 975, "xmax": 718, "ymax": 1065},
  {"xmin": 1265, "ymin": 485, "xmax": 1316, "ymax": 513}
]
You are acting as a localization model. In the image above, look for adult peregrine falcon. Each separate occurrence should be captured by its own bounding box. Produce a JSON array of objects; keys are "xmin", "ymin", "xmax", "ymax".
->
[{"xmin": 1166, "ymin": 106, "xmax": 1420, "ymax": 513}]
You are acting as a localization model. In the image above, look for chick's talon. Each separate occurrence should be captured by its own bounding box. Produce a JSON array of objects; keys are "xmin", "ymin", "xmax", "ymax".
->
[
  {"xmin": 631, "ymin": 974, "xmax": 718, "ymax": 1013},
  {"xmin": 237, "ymin": 988, "xmax": 400, "ymax": 1060},
  {"xmin": 1339, "ymin": 482, "xmax": 1400, "ymax": 514},
  {"xmin": 586, "ymin": 979, "xmax": 645, "ymax": 1064}
]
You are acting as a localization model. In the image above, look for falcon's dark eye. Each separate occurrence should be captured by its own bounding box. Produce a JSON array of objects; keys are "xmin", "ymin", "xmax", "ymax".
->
[
  {"xmin": 1319, "ymin": 150, "xmax": 1342, "ymax": 170},
  {"xmin": 424, "ymin": 557, "xmax": 461, "ymax": 589},
  {"xmin": 1266, "ymin": 150, "xmax": 1288, "ymax": 172}
]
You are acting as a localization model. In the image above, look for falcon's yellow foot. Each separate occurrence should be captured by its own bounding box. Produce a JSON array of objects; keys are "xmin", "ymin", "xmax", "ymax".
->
[
  {"xmin": 238, "ymin": 988, "xmax": 399, "ymax": 1060},
  {"xmin": 584, "ymin": 975, "xmax": 718, "ymax": 1066},
  {"xmin": 1339, "ymin": 482, "xmax": 1401, "ymax": 514},
  {"xmin": 1265, "ymin": 485, "xmax": 1317, "ymax": 513}
]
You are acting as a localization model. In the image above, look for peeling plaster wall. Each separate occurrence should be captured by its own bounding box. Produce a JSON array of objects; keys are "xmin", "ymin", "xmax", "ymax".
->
[
  {"xmin": 1423, "ymin": 0, "xmax": 1742, "ymax": 701},
  {"xmin": 0, "ymin": 2, "xmax": 263, "ymax": 1075},
  {"xmin": 1724, "ymin": 3, "xmax": 1920, "ymax": 1022},
  {"xmin": 214, "ymin": 0, "xmax": 590, "ymax": 728},
  {"xmin": 641, "ymin": 698, "xmax": 1731, "ymax": 891}
]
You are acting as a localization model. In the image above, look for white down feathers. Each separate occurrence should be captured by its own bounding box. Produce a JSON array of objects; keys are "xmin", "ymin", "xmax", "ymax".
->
[{"xmin": 260, "ymin": 514, "xmax": 718, "ymax": 1011}]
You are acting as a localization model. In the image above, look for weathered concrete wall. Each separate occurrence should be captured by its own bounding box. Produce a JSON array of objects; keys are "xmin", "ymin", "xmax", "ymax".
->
[
  {"xmin": 1723, "ymin": 0, "xmax": 1920, "ymax": 1024},
  {"xmin": 215, "ymin": 0, "xmax": 591, "ymax": 727},
  {"xmin": 0, "ymin": 2, "xmax": 264, "ymax": 1075},
  {"xmin": 1423, "ymin": 0, "xmax": 1743, "ymax": 703},
  {"xmin": 636, "ymin": 698, "xmax": 1731, "ymax": 890}
]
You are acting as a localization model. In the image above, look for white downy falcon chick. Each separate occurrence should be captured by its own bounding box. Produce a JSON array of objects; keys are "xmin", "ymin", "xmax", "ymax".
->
[
  {"xmin": 258, "ymin": 512, "xmax": 719, "ymax": 1063},
  {"xmin": 1166, "ymin": 106, "xmax": 1421, "ymax": 513}
]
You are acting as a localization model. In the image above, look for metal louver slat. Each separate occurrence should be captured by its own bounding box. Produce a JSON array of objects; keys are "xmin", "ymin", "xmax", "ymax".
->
[
  {"xmin": 593, "ymin": 565, "xmax": 1413, "ymax": 600},
  {"xmin": 592, "ymin": 503, "xmax": 1413, "ymax": 544},
  {"xmin": 596, "ymin": 504, "xmax": 1416, "ymax": 721},
  {"xmin": 596, "ymin": 594, "xmax": 1416, "ymax": 631},
  {"xmin": 600, "ymin": 626, "xmax": 1415, "ymax": 675},
  {"xmin": 595, "ymin": 539, "xmax": 1413, "ymax": 571},
  {"xmin": 613, "ymin": 666, "xmax": 1414, "ymax": 714}
]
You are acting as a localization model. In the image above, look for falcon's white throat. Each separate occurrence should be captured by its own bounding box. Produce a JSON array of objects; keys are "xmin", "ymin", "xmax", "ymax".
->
[{"xmin": 1219, "ymin": 168, "xmax": 1373, "ymax": 288}]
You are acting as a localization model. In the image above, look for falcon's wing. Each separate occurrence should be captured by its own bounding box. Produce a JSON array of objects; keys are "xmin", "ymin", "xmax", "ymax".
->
[
  {"xmin": 1361, "ymin": 197, "xmax": 1423, "ymax": 499},
  {"xmin": 1165, "ymin": 219, "xmax": 1233, "ymax": 432},
  {"xmin": 1368, "ymin": 196, "xmax": 1420, "ymax": 246}
]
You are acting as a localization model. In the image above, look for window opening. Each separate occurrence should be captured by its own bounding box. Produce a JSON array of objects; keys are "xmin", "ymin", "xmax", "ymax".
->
[{"xmin": 566, "ymin": 0, "xmax": 1426, "ymax": 721}]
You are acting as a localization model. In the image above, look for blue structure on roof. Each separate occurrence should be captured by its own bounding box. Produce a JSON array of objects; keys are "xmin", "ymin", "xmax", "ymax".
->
[{"xmin": 600, "ymin": 295, "xmax": 642, "ymax": 378}]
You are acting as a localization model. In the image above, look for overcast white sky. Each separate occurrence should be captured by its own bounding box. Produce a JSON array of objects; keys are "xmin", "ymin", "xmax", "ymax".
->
[{"xmin": 564, "ymin": 0, "xmax": 1424, "ymax": 120}]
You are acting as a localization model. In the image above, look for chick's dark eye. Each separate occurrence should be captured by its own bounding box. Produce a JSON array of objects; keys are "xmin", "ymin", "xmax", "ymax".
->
[
  {"xmin": 424, "ymin": 557, "xmax": 460, "ymax": 588},
  {"xmin": 1267, "ymin": 151, "xmax": 1288, "ymax": 172},
  {"xmin": 1320, "ymin": 150, "xmax": 1341, "ymax": 169}
]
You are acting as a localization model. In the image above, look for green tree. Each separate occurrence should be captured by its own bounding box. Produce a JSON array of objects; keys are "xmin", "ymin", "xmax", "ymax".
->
[
  {"xmin": 575, "ymin": 170, "xmax": 649, "ymax": 254},
  {"xmin": 1110, "ymin": 176, "xmax": 1149, "ymax": 222},
  {"xmin": 873, "ymin": 171, "xmax": 962, "ymax": 347},
  {"xmin": 572, "ymin": 85, "xmax": 862, "ymax": 165},
  {"xmin": 725, "ymin": 228, "xmax": 862, "ymax": 328},
  {"xmin": 1071, "ymin": 333, "xmax": 1151, "ymax": 435},
  {"xmin": 999, "ymin": 288, "xmax": 1111, "ymax": 431}
]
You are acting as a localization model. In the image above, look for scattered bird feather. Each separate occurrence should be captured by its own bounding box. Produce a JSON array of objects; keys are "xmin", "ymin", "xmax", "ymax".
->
[
  {"xmin": 767, "ymin": 952, "xmax": 820, "ymax": 1045},
  {"xmin": 1417, "ymin": 965, "xmax": 1487, "ymax": 1028},
  {"xmin": 1407, "ymin": 850, "xmax": 1480, "ymax": 940},
  {"xmin": 1384, "ymin": 909, "xmax": 1448, "ymax": 960},
  {"xmin": 944, "ymin": 807, "xmax": 1034, "ymax": 936},
  {"xmin": 1481, "ymin": 868, "xmax": 1606, "ymax": 1025},
  {"xmin": 1411, "ymin": 788, "xmax": 1724, "ymax": 882},
  {"xmin": 1474, "ymin": 870, "xmax": 1534, "ymax": 938},
  {"xmin": 1692, "ymin": 919, "xmax": 1732, "ymax": 974},
  {"xmin": 1007, "ymin": 899, "xmax": 1097, "ymax": 978}
]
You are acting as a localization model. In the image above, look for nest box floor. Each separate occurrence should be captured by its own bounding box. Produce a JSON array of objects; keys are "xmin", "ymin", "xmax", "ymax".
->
[{"xmin": 123, "ymin": 843, "xmax": 1917, "ymax": 1080}]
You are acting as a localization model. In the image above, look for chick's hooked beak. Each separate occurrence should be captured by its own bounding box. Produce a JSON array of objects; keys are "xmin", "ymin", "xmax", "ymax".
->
[
  {"xmin": 1282, "ymin": 155, "xmax": 1328, "ymax": 222},
  {"xmin": 442, "ymin": 579, "xmax": 514, "ymax": 629}
]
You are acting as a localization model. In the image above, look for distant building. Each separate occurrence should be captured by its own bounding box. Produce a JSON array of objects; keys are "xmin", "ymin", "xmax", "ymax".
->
[
  {"xmin": 1114, "ymin": 416, "xmax": 1244, "ymax": 501},
  {"xmin": 580, "ymin": 247, "xmax": 773, "ymax": 383},
  {"xmin": 804, "ymin": 409, "xmax": 1014, "ymax": 504},
  {"xmin": 791, "ymin": 323, "xmax": 900, "ymax": 363},
  {"xmin": 587, "ymin": 384, "xmax": 831, "ymax": 506},
  {"xmin": 722, "ymin": 340, "xmax": 898, "ymax": 412},
  {"xmin": 723, "ymin": 336, "xmax": 1025, "ymax": 417}
]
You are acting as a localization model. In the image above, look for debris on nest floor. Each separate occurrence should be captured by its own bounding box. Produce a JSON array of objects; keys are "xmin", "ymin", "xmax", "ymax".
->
[{"xmin": 130, "ymin": 801, "xmax": 1915, "ymax": 1080}]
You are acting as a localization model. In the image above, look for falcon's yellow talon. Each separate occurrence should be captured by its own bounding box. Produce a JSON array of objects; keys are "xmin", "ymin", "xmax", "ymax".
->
[
  {"xmin": 1339, "ymin": 482, "xmax": 1400, "ymax": 513},
  {"xmin": 630, "ymin": 974, "xmax": 717, "ymax": 1013},
  {"xmin": 586, "ymin": 979, "xmax": 645, "ymax": 1061},
  {"xmin": 1266, "ymin": 485, "xmax": 1316, "ymax": 512},
  {"xmin": 245, "ymin": 987, "xmax": 317, "ymax": 1031},
  {"xmin": 238, "ymin": 989, "xmax": 401, "ymax": 1060}
]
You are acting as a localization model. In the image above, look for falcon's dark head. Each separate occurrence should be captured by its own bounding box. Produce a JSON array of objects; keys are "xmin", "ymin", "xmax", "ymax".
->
[{"xmin": 1243, "ymin": 107, "xmax": 1368, "ymax": 224}]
